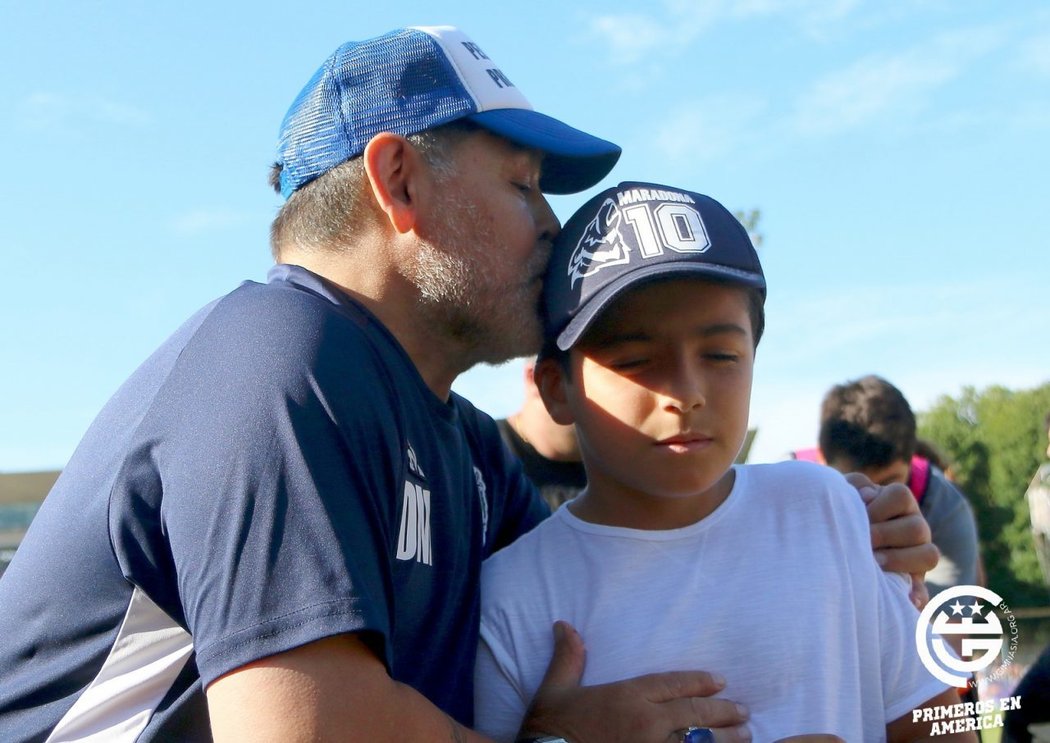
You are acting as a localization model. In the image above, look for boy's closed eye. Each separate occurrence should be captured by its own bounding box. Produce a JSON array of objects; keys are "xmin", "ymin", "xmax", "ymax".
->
[
  {"xmin": 607, "ymin": 357, "xmax": 650, "ymax": 372},
  {"xmin": 704, "ymin": 351, "xmax": 742, "ymax": 364}
]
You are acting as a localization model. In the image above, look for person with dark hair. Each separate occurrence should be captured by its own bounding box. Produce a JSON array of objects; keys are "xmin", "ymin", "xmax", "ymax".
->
[
  {"xmin": 475, "ymin": 183, "xmax": 971, "ymax": 742},
  {"xmin": 818, "ymin": 374, "xmax": 980, "ymax": 598},
  {"xmin": 496, "ymin": 359, "xmax": 587, "ymax": 511}
]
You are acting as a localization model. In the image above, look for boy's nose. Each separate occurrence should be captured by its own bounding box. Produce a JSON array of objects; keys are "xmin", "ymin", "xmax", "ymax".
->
[{"xmin": 663, "ymin": 367, "xmax": 705, "ymax": 413}]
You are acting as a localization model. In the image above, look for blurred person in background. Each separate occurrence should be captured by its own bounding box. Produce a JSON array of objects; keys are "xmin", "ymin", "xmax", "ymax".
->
[
  {"xmin": 814, "ymin": 374, "xmax": 980, "ymax": 599},
  {"xmin": 497, "ymin": 359, "xmax": 586, "ymax": 511}
]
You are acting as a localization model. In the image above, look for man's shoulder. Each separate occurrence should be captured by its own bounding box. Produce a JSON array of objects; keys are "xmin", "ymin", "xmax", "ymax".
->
[
  {"xmin": 195, "ymin": 277, "xmax": 399, "ymax": 387},
  {"xmin": 211, "ymin": 277, "xmax": 373, "ymax": 346}
]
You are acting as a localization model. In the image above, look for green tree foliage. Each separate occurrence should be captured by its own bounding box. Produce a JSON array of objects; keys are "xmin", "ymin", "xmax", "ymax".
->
[
  {"xmin": 919, "ymin": 382, "xmax": 1050, "ymax": 607},
  {"xmin": 733, "ymin": 209, "xmax": 763, "ymax": 249}
]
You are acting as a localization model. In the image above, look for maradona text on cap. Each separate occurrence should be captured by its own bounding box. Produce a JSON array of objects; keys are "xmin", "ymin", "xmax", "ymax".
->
[{"xmin": 544, "ymin": 181, "xmax": 766, "ymax": 351}]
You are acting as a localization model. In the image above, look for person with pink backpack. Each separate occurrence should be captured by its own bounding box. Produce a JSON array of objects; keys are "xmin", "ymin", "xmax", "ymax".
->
[{"xmin": 801, "ymin": 375, "xmax": 980, "ymax": 599}]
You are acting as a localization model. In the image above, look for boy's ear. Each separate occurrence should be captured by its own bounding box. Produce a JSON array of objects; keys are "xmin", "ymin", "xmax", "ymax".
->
[
  {"xmin": 363, "ymin": 132, "xmax": 420, "ymax": 234},
  {"xmin": 534, "ymin": 357, "xmax": 575, "ymax": 426}
]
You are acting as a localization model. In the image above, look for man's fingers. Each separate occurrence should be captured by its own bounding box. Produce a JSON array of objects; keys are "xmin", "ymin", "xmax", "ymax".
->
[
  {"xmin": 712, "ymin": 728, "xmax": 753, "ymax": 743},
  {"xmin": 861, "ymin": 479, "xmax": 938, "ymax": 576},
  {"xmin": 656, "ymin": 698, "xmax": 751, "ymax": 743},
  {"xmin": 525, "ymin": 664, "xmax": 748, "ymax": 743},
  {"xmin": 636, "ymin": 672, "xmax": 750, "ymax": 742},
  {"xmin": 875, "ymin": 543, "xmax": 940, "ymax": 574},
  {"xmin": 644, "ymin": 670, "xmax": 729, "ymax": 702},
  {"xmin": 666, "ymin": 695, "xmax": 750, "ymax": 737},
  {"xmin": 537, "ymin": 621, "xmax": 586, "ymax": 689},
  {"xmin": 864, "ymin": 481, "xmax": 920, "ymax": 523},
  {"xmin": 909, "ymin": 574, "xmax": 931, "ymax": 611},
  {"xmin": 844, "ymin": 471, "xmax": 876, "ymax": 502},
  {"xmin": 870, "ymin": 510, "xmax": 932, "ymax": 552}
]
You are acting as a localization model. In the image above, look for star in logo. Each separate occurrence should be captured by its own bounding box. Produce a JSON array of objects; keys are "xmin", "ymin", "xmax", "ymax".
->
[
  {"xmin": 969, "ymin": 601, "xmax": 984, "ymax": 616},
  {"xmin": 949, "ymin": 600, "xmax": 966, "ymax": 615}
]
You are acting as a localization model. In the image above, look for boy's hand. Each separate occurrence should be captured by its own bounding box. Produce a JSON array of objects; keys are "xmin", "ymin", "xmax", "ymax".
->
[
  {"xmin": 519, "ymin": 621, "xmax": 751, "ymax": 743},
  {"xmin": 846, "ymin": 473, "xmax": 939, "ymax": 609}
]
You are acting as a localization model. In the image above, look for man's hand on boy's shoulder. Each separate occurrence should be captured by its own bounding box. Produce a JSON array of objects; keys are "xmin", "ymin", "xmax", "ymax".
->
[
  {"xmin": 519, "ymin": 621, "xmax": 752, "ymax": 743},
  {"xmin": 846, "ymin": 473, "xmax": 939, "ymax": 610}
]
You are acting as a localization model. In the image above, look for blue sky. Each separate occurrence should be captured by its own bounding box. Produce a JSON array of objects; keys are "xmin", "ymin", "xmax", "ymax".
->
[{"xmin": 2, "ymin": 1, "xmax": 1048, "ymax": 471}]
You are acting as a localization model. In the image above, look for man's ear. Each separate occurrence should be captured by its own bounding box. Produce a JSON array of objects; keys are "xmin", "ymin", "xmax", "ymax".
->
[
  {"xmin": 534, "ymin": 357, "xmax": 575, "ymax": 426},
  {"xmin": 363, "ymin": 132, "xmax": 420, "ymax": 234}
]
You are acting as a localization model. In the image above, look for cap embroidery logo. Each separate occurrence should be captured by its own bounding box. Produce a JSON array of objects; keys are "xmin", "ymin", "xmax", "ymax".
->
[{"xmin": 567, "ymin": 198, "xmax": 630, "ymax": 289}]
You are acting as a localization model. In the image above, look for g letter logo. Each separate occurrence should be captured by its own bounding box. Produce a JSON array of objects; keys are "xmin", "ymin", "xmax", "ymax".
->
[{"xmin": 915, "ymin": 585, "xmax": 1018, "ymax": 686}]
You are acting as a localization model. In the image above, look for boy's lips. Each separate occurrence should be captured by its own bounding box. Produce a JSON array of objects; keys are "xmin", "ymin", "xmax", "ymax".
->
[{"xmin": 655, "ymin": 432, "xmax": 714, "ymax": 452}]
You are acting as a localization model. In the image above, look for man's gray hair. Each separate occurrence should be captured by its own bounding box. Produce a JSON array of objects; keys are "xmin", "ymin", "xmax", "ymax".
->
[{"xmin": 268, "ymin": 121, "xmax": 477, "ymax": 260}]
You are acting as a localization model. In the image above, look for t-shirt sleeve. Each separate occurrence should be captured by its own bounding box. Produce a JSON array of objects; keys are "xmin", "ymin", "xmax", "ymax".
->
[
  {"xmin": 474, "ymin": 625, "xmax": 530, "ymax": 743},
  {"xmin": 818, "ymin": 467, "xmax": 951, "ymax": 726},
  {"xmin": 875, "ymin": 566, "xmax": 954, "ymax": 723},
  {"xmin": 111, "ymin": 290, "xmax": 403, "ymax": 686}
]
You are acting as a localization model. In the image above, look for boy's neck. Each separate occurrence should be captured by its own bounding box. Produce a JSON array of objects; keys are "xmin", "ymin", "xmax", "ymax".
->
[{"xmin": 568, "ymin": 468, "xmax": 737, "ymax": 530}]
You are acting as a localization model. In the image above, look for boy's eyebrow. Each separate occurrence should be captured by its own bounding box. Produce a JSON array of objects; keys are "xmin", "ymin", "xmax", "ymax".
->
[
  {"xmin": 588, "ymin": 322, "xmax": 750, "ymax": 346},
  {"xmin": 695, "ymin": 323, "xmax": 750, "ymax": 338}
]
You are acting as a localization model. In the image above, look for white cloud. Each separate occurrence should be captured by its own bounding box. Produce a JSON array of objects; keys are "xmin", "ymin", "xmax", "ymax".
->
[
  {"xmin": 588, "ymin": 13, "xmax": 670, "ymax": 64},
  {"xmin": 1016, "ymin": 31, "xmax": 1050, "ymax": 78},
  {"xmin": 586, "ymin": 0, "xmax": 863, "ymax": 64},
  {"xmin": 170, "ymin": 208, "xmax": 249, "ymax": 236},
  {"xmin": 791, "ymin": 26, "xmax": 1006, "ymax": 136},
  {"xmin": 653, "ymin": 95, "xmax": 767, "ymax": 162},
  {"xmin": 15, "ymin": 92, "xmax": 151, "ymax": 132}
]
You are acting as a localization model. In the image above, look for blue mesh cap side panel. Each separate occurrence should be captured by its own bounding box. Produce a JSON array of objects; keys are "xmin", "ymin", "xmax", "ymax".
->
[
  {"xmin": 278, "ymin": 51, "xmax": 354, "ymax": 198},
  {"xmin": 340, "ymin": 30, "xmax": 474, "ymax": 150},
  {"xmin": 385, "ymin": 34, "xmax": 475, "ymax": 126},
  {"xmin": 278, "ymin": 29, "xmax": 478, "ymax": 197}
]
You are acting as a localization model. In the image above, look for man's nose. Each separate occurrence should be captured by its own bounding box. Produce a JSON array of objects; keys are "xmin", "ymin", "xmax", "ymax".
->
[{"xmin": 533, "ymin": 192, "xmax": 560, "ymax": 244}]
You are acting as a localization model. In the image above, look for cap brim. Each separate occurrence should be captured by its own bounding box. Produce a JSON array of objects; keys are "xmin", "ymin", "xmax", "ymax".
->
[
  {"xmin": 556, "ymin": 262, "xmax": 767, "ymax": 351},
  {"xmin": 468, "ymin": 109, "xmax": 621, "ymax": 195}
]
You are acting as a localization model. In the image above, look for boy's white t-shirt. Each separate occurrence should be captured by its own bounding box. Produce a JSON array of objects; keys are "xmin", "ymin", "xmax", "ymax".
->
[{"xmin": 474, "ymin": 461, "xmax": 949, "ymax": 742}]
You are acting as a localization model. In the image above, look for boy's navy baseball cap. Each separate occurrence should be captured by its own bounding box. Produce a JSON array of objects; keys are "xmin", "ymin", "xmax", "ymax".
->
[
  {"xmin": 276, "ymin": 26, "xmax": 621, "ymax": 199},
  {"xmin": 545, "ymin": 181, "xmax": 766, "ymax": 351}
]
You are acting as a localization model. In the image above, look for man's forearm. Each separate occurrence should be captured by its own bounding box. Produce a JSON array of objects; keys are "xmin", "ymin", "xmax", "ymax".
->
[{"xmin": 207, "ymin": 634, "xmax": 495, "ymax": 743}]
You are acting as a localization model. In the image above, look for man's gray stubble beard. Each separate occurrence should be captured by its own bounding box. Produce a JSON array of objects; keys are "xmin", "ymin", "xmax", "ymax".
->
[{"xmin": 405, "ymin": 193, "xmax": 545, "ymax": 366}]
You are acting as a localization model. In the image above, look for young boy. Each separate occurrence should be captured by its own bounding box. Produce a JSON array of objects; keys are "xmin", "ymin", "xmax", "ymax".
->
[{"xmin": 474, "ymin": 182, "xmax": 972, "ymax": 742}]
